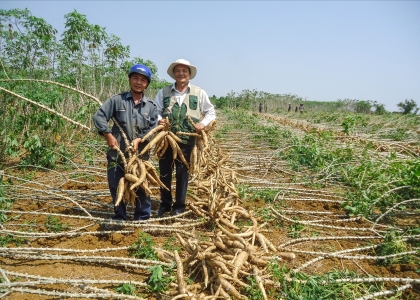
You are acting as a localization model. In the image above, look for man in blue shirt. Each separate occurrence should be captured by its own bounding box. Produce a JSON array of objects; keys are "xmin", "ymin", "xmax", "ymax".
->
[{"xmin": 93, "ymin": 64, "xmax": 157, "ymax": 221}]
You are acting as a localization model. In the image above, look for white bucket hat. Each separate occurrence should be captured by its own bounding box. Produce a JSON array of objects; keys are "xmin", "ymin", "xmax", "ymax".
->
[{"xmin": 167, "ymin": 59, "xmax": 197, "ymax": 80}]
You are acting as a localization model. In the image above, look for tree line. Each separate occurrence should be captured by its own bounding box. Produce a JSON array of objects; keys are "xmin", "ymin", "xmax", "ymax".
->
[{"xmin": 211, "ymin": 90, "xmax": 418, "ymax": 116}]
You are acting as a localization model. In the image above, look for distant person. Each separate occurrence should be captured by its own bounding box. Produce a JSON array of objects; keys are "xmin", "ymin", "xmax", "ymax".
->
[
  {"xmin": 259, "ymin": 103, "xmax": 263, "ymax": 113},
  {"xmin": 295, "ymin": 105, "xmax": 298, "ymax": 112},
  {"xmin": 299, "ymin": 103, "xmax": 304, "ymax": 114},
  {"xmin": 264, "ymin": 103, "xmax": 267, "ymax": 113},
  {"xmin": 288, "ymin": 103, "xmax": 292, "ymax": 112}
]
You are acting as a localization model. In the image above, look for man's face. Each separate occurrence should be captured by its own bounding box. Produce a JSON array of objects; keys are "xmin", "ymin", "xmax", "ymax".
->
[
  {"xmin": 173, "ymin": 64, "xmax": 190, "ymax": 86},
  {"xmin": 129, "ymin": 73, "xmax": 149, "ymax": 94}
]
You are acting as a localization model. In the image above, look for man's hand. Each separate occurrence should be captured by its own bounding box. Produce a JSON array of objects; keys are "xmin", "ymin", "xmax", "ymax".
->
[
  {"xmin": 103, "ymin": 132, "xmax": 119, "ymax": 149},
  {"xmin": 158, "ymin": 119, "xmax": 167, "ymax": 126},
  {"xmin": 131, "ymin": 138, "xmax": 142, "ymax": 151},
  {"xmin": 195, "ymin": 122, "xmax": 205, "ymax": 132}
]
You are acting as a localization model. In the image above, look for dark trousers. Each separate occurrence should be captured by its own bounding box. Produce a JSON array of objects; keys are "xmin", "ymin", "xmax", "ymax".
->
[
  {"xmin": 159, "ymin": 143, "xmax": 193, "ymax": 211},
  {"xmin": 107, "ymin": 156, "xmax": 151, "ymax": 220}
]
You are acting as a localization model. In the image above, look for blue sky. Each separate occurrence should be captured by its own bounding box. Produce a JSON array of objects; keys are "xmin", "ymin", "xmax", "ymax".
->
[{"xmin": 2, "ymin": 1, "xmax": 420, "ymax": 111}]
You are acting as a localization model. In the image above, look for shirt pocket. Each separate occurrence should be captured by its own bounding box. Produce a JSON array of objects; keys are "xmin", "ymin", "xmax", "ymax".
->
[
  {"xmin": 163, "ymin": 97, "xmax": 171, "ymax": 108},
  {"xmin": 189, "ymin": 95, "xmax": 198, "ymax": 110},
  {"xmin": 139, "ymin": 111, "xmax": 151, "ymax": 129},
  {"xmin": 115, "ymin": 105, "xmax": 127, "ymax": 124}
]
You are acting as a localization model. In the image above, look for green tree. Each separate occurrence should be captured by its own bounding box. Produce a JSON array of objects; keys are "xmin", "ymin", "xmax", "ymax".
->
[
  {"xmin": 397, "ymin": 99, "xmax": 419, "ymax": 115},
  {"xmin": 59, "ymin": 10, "xmax": 130, "ymax": 97},
  {"xmin": 0, "ymin": 9, "xmax": 63, "ymax": 165},
  {"xmin": 354, "ymin": 100, "xmax": 372, "ymax": 114},
  {"xmin": 0, "ymin": 8, "xmax": 58, "ymax": 78},
  {"xmin": 373, "ymin": 102, "xmax": 386, "ymax": 115},
  {"xmin": 210, "ymin": 95, "xmax": 222, "ymax": 108}
]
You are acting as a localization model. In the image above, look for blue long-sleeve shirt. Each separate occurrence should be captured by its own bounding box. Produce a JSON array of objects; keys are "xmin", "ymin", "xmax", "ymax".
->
[{"xmin": 93, "ymin": 91, "xmax": 158, "ymax": 159}]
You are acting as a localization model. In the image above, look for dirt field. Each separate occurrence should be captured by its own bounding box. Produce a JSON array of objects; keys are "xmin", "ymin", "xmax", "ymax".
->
[{"xmin": 0, "ymin": 110, "xmax": 418, "ymax": 299}]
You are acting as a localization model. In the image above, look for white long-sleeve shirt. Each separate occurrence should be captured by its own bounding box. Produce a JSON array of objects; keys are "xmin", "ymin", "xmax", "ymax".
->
[{"xmin": 154, "ymin": 83, "xmax": 216, "ymax": 126}]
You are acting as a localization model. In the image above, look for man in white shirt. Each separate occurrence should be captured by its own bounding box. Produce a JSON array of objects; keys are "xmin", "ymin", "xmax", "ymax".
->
[{"xmin": 154, "ymin": 59, "xmax": 216, "ymax": 216}]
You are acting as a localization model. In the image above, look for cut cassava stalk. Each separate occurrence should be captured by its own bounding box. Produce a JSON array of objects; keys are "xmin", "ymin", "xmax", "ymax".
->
[
  {"xmin": 0, "ymin": 80, "xmax": 145, "ymax": 164},
  {"xmin": 0, "ymin": 86, "xmax": 91, "ymax": 131}
]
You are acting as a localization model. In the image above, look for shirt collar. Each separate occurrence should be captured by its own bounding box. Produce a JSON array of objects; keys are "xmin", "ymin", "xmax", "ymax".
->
[
  {"xmin": 127, "ymin": 91, "xmax": 145, "ymax": 102},
  {"xmin": 171, "ymin": 82, "xmax": 191, "ymax": 94}
]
